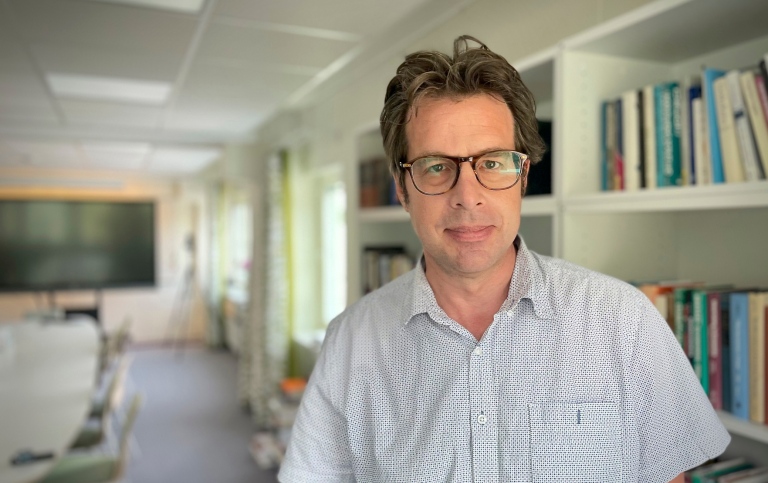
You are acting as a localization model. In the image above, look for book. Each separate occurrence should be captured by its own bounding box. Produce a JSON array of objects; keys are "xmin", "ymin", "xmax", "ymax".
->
[
  {"xmin": 687, "ymin": 84, "xmax": 703, "ymax": 185},
  {"xmin": 693, "ymin": 97, "xmax": 713, "ymax": 185},
  {"xmin": 689, "ymin": 458, "xmax": 752, "ymax": 483},
  {"xmin": 692, "ymin": 289, "xmax": 710, "ymax": 393},
  {"xmin": 740, "ymin": 70, "xmax": 768, "ymax": 178},
  {"xmin": 726, "ymin": 70, "xmax": 764, "ymax": 181},
  {"xmin": 622, "ymin": 89, "xmax": 641, "ymax": 191},
  {"xmin": 708, "ymin": 291, "xmax": 723, "ymax": 409},
  {"xmin": 713, "ymin": 76, "xmax": 746, "ymax": 183},
  {"xmin": 756, "ymin": 71, "xmax": 768, "ymax": 128},
  {"xmin": 642, "ymin": 84, "xmax": 658, "ymax": 190},
  {"xmin": 730, "ymin": 292, "xmax": 751, "ymax": 420},
  {"xmin": 615, "ymin": 98, "xmax": 625, "ymax": 190},
  {"xmin": 602, "ymin": 101, "xmax": 616, "ymax": 191},
  {"xmin": 674, "ymin": 287, "xmax": 697, "ymax": 360},
  {"xmin": 748, "ymin": 292, "xmax": 766, "ymax": 423},
  {"xmin": 655, "ymin": 82, "xmax": 682, "ymax": 187},
  {"xmin": 717, "ymin": 467, "xmax": 768, "ymax": 483},
  {"xmin": 703, "ymin": 68, "xmax": 727, "ymax": 183}
]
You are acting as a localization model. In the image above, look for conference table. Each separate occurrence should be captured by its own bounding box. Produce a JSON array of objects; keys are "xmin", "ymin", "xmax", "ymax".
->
[{"xmin": 0, "ymin": 319, "xmax": 100, "ymax": 483}]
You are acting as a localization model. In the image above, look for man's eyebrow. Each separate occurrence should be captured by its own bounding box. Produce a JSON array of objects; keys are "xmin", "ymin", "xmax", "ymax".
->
[{"xmin": 410, "ymin": 146, "xmax": 515, "ymax": 159}]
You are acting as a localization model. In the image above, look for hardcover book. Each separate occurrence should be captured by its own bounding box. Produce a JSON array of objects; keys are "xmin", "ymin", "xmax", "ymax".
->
[{"xmin": 702, "ymin": 68, "xmax": 727, "ymax": 183}]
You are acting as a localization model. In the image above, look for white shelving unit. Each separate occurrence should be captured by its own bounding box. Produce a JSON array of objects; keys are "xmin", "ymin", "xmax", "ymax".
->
[{"xmin": 348, "ymin": 0, "xmax": 768, "ymax": 454}]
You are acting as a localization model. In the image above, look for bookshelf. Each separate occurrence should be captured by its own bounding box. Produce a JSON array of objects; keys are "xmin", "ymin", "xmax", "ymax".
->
[{"xmin": 348, "ymin": 0, "xmax": 768, "ymax": 454}]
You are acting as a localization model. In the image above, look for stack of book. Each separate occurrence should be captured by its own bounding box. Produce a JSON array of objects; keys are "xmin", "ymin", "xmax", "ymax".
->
[
  {"xmin": 600, "ymin": 53, "xmax": 768, "ymax": 190},
  {"xmin": 637, "ymin": 282, "xmax": 768, "ymax": 424},
  {"xmin": 363, "ymin": 246, "xmax": 415, "ymax": 293},
  {"xmin": 686, "ymin": 458, "xmax": 768, "ymax": 482},
  {"xmin": 359, "ymin": 157, "xmax": 398, "ymax": 208}
]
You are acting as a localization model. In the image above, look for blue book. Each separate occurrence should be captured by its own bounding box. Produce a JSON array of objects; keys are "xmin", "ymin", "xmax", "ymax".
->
[
  {"xmin": 688, "ymin": 85, "xmax": 702, "ymax": 185},
  {"xmin": 729, "ymin": 292, "xmax": 750, "ymax": 420},
  {"xmin": 702, "ymin": 68, "xmax": 726, "ymax": 183}
]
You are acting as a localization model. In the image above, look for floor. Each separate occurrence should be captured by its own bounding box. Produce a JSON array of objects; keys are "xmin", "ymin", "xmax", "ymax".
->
[{"xmin": 121, "ymin": 345, "xmax": 279, "ymax": 483}]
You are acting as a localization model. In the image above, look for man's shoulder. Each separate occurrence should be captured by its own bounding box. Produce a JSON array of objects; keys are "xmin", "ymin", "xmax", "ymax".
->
[
  {"xmin": 327, "ymin": 269, "xmax": 415, "ymax": 338},
  {"xmin": 530, "ymin": 251, "xmax": 648, "ymax": 313}
]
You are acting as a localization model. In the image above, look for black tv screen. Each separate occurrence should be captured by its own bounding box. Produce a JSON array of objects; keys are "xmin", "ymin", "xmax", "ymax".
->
[{"xmin": 0, "ymin": 200, "xmax": 156, "ymax": 291}]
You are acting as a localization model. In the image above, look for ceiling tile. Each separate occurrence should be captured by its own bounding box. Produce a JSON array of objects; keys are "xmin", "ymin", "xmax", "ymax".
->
[
  {"xmin": 0, "ymin": 41, "xmax": 60, "ymax": 123},
  {"xmin": 10, "ymin": 0, "xmax": 198, "ymax": 56},
  {"xmin": 164, "ymin": 105, "xmax": 268, "ymax": 133},
  {"xmin": 89, "ymin": 0, "xmax": 206, "ymax": 14},
  {"xmin": 58, "ymin": 100, "xmax": 164, "ymax": 129},
  {"xmin": 31, "ymin": 43, "xmax": 182, "ymax": 82},
  {"xmin": 146, "ymin": 146, "xmax": 221, "ymax": 172},
  {"xmin": 3, "ymin": 141, "xmax": 84, "ymax": 168},
  {"xmin": 82, "ymin": 141, "xmax": 150, "ymax": 170},
  {"xmin": 198, "ymin": 22, "xmax": 354, "ymax": 69},
  {"xmin": 181, "ymin": 61, "xmax": 311, "ymax": 102},
  {"xmin": 214, "ymin": 0, "xmax": 430, "ymax": 37}
]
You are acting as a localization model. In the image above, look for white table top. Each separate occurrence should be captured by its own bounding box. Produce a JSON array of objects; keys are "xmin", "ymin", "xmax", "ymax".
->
[{"xmin": 0, "ymin": 320, "xmax": 100, "ymax": 483}]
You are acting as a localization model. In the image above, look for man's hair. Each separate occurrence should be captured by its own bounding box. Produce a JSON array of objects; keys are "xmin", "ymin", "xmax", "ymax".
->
[{"xmin": 380, "ymin": 35, "xmax": 546, "ymax": 202}]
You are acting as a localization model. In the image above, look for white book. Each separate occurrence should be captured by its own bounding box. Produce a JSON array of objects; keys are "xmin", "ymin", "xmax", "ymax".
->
[
  {"xmin": 726, "ymin": 70, "xmax": 762, "ymax": 182},
  {"xmin": 740, "ymin": 70, "xmax": 768, "ymax": 179},
  {"xmin": 621, "ymin": 89, "xmax": 641, "ymax": 191},
  {"xmin": 692, "ymin": 98, "xmax": 712, "ymax": 185},
  {"xmin": 713, "ymin": 76, "xmax": 745, "ymax": 183},
  {"xmin": 642, "ymin": 84, "xmax": 657, "ymax": 189}
]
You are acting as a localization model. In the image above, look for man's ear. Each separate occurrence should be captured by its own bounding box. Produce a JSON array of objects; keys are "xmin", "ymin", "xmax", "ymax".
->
[
  {"xmin": 520, "ymin": 160, "xmax": 530, "ymax": 196},
  {"xmin": 394, "ymin": 175, "xmax": 409, "ymax": 211}
]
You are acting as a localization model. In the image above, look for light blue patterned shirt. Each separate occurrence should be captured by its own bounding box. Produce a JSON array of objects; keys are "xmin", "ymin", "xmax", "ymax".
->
[{"xmin": 279, "ymin": 237, "xmax": 730, "ymax": 482}]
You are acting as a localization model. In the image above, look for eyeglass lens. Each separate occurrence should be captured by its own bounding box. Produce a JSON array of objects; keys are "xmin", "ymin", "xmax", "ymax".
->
[{"xmin": 410, "ymin": 151, "xmax": 523, "ymax": 194}]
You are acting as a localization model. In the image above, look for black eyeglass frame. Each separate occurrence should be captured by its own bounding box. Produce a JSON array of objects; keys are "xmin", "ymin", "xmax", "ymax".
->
[{"xmin": 399, "ymin": 149, "xmax": 529, "ymax": 196}]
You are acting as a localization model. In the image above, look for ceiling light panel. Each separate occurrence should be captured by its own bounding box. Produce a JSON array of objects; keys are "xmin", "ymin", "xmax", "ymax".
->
[
  {"xmin": 46, "ymin": 73, "xmax": 172, "ymax": 105},
  {"xmin": 90, "ymin": 0, "xmax": 206, "ymax": 14}
]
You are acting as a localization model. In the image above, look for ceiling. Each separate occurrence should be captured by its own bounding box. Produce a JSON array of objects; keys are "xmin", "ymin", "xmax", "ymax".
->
[{"xmin": 0, "ymin": 0, "xmax": 453, "ymax": 175}]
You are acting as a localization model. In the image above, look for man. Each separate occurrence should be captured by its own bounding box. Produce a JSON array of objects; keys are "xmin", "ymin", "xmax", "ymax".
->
[{"xmin": 279, "ymin": 36, "xmax": 729, "ymax": 482}]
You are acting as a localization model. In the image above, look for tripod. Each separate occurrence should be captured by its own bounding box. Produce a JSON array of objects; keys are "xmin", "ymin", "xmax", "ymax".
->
[{"xmin": 166, "ymin": 264, "xmax": 196, "ymax": 355}]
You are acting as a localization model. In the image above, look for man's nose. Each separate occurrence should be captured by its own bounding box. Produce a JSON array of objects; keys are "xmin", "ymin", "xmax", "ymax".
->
[{"xmin": 448, "ymin": 161, "xmax": 484, "ymax": 208}]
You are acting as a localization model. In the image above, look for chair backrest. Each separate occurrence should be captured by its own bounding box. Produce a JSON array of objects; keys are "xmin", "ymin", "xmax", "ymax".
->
[
  {"xmin": 103, "ymin": 355, "xmax": 132, "ymax": 420},
  {"xmin": 115, "ymin": 394, "xmax": 143, "ymax": 477}
]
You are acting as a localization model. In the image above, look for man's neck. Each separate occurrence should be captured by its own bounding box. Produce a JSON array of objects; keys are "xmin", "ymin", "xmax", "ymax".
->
[{"xmin": 424, "ymin": 247, "xmax": 517, "ymax": 341}]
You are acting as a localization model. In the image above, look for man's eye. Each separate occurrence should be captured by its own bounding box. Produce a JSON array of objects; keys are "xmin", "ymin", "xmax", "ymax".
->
[
  {"xmin": 482, "ymin": 160, "xmax": 501, "ymax": 170},
  {"xmin": 427, "ymin": 164, "xmax": 446, "ymax": 173}
]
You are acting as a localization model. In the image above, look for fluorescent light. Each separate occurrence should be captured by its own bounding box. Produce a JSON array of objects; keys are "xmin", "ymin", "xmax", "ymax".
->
[
  {"xmin": 47, "ymin": 73, "xmax": 172, "ymax": 105},
  {"xmin": 89, "ymin": 0, "xmax": 205, "ymax": 14}
]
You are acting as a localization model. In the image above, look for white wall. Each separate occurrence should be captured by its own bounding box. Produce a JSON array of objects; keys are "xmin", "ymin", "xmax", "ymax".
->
[{"xmin": 0, "ymin": 166, "xmax": 210, "ymax": 343}]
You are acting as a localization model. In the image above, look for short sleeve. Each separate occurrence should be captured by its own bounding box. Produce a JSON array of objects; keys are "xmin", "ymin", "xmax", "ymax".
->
[
  {"xmin": 278, "ymin": 320, "xmax": 355, "ymax": 483},
  {"xmin": 629, "ymin": 295, "xmax": 730, "ymax": 483}
]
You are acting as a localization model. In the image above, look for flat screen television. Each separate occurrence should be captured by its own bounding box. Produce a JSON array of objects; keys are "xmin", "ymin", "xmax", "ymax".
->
[{"xmin": 0, "ymin": 200, "xmax": 156, "ymax": 291}]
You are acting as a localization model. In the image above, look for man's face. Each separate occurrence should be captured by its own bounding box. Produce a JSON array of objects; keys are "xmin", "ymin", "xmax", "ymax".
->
[{"xmin": 397, "ymin": 94, "xmax": 526, "ymax": 280}]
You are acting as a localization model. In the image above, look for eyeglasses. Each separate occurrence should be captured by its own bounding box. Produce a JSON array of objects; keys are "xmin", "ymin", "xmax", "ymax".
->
[{"xmin": 399, "ymin": 150, "xmax": 528, "ymax": 196}]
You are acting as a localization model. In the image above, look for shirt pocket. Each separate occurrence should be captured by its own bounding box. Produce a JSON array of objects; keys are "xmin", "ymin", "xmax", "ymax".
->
[{"xmin": 528, "ymin": 402, "xmax": 622, "ymax": 483}]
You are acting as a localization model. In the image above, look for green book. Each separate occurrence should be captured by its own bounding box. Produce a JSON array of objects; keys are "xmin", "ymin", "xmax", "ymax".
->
[
  {"xmin": 692, "ymin": 290, "xmax": 709, "ymax": 393},
  {"xmin": 689, "ymin": 458, "xmax": 752, "ymax": 483}
]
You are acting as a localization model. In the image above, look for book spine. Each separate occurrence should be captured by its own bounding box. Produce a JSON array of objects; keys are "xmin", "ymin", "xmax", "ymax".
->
[
  {"xmin": 615, "ymin": 99, "xmax": 625, "ymax": 190},
  {"xmin": 601, "ymin": 101, "xmax": 609, "ymax": 191},
  {"xmin": 726, "ymin": 70, "xmax": 763, "ymax": 182},
  {"xmin": 703, "ymin": 68, "xmax": 726, "ymax": 183},
  {"xmin": 721, "ymin": 294, "xmax": 732, "ymax": 412},
  {"xmin": 655, "ymin": 84, "xmax": 670, "ymax": 187},
  {"xmin": 674, "ymin": 288, "xmax": 686, "ymax": 349},
  {"xmin": 638, "ymin": 89, "xmax": 646, "ymax": 189},
  {"xmin": 708, "ymin": 292, "xmax": 722, "ymax": 410},
  {"xmin": 730, "ymin": 292, "xmax": 750, "ymax": 420},
  {"xmin": 692, "ymin": 290, "xmax": 708, "ymax": 393},
  {"xmin": 643, "ymin": 84, "xmax": 657, "ymax": 190},
  {"xmin": 692, "ymin": 98, "xmax": 712, "ymax": 185},
  {"xmin": 671, "ymin": 83, "xmax": 682, "ymax": 186},
  {"xmin": 713, "ymin": 76, "xmax": 746, "ymax": 183},
  {"xmin": 748, "ymin": 293, "xmax": 765, "ymax": 423},
  {"xmin": 621, "ymin": 90, "xmax": 640, "ymax": 191},
  {"xmin": 741, "ymin": 71, "xmax": 768, "ymax": 179},
  {"xmin": 688, "ymin": 85, "xmax": 702, "ymax": 185}
]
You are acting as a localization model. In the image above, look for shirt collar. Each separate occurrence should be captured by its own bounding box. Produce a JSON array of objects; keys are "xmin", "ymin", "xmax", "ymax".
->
[{"xmin": 403, "ymin": 235, "xmax": 555, "ymax": 327}]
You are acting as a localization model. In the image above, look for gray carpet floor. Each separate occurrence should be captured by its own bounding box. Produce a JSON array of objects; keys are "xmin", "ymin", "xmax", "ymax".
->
[{"xmin": 122, "ymin": 346, "xmax": 279, "ymax": 483}]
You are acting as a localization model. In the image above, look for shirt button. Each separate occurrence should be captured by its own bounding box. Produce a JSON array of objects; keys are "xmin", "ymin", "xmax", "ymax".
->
[
  {"xmin": 477, "ymin": 414, "xmax": 487, "ymax": 425},
  {"xmin": 473, "ymin": 347, "xmax": 482, "ymax": 356}
]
